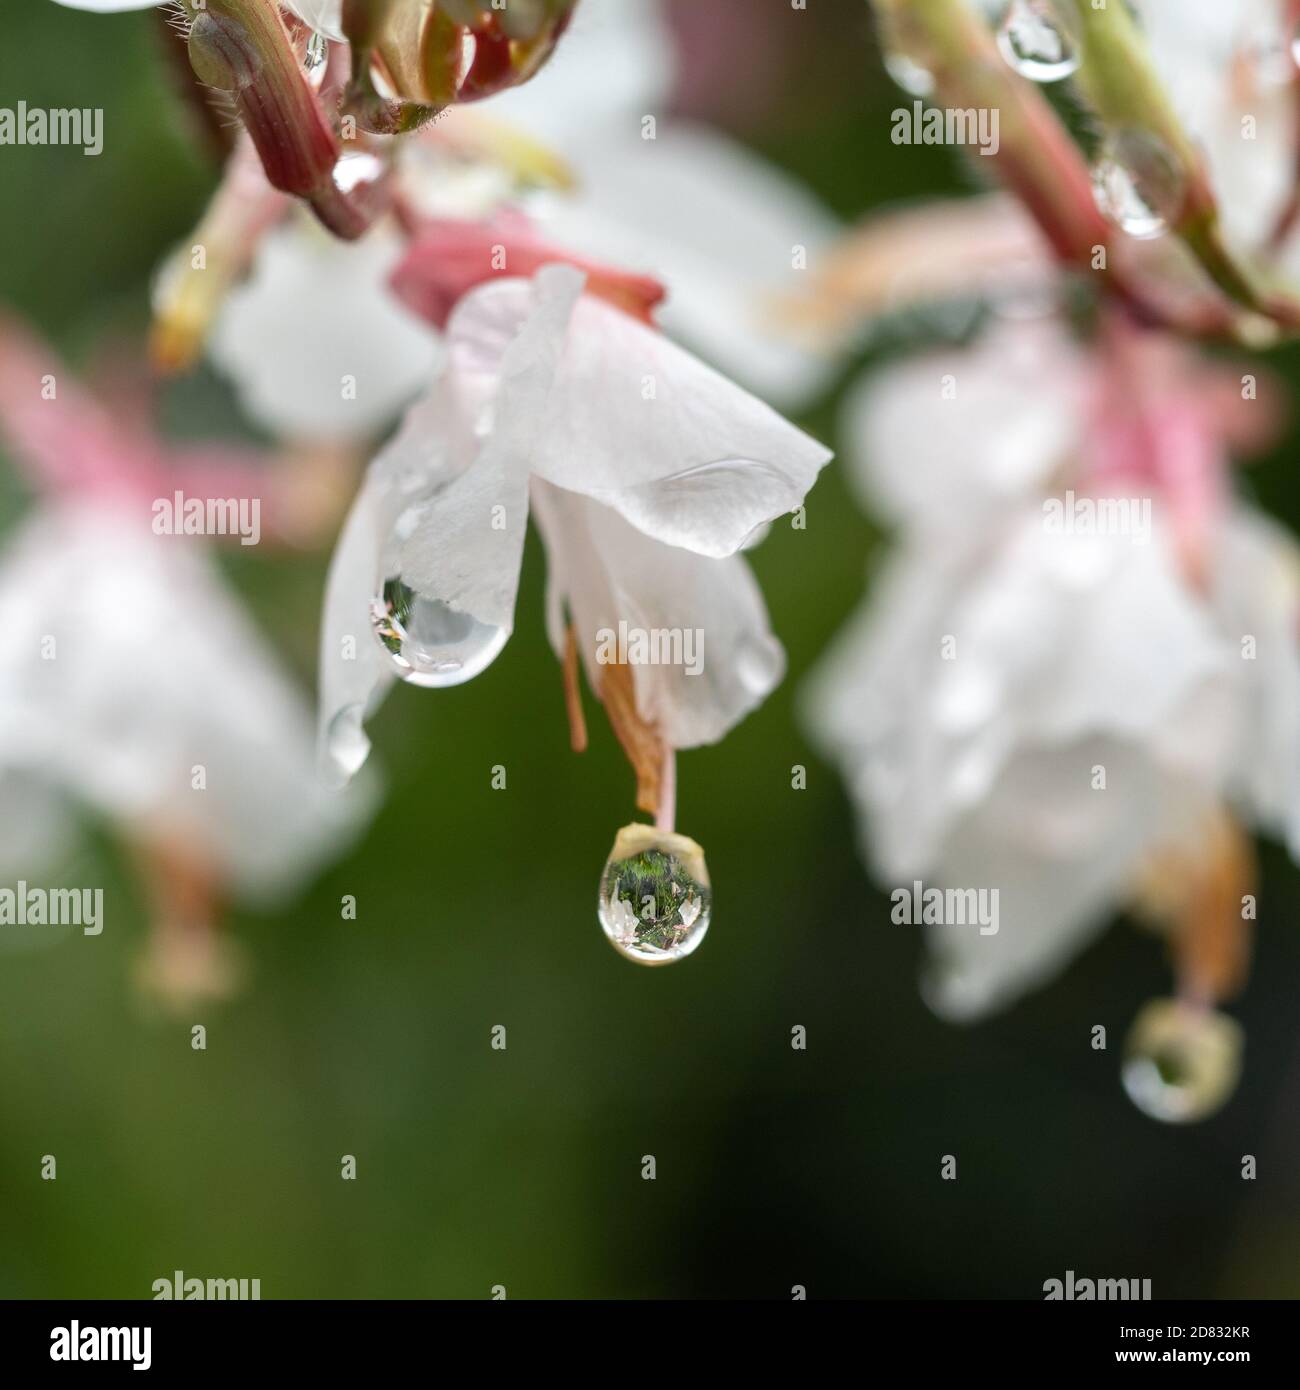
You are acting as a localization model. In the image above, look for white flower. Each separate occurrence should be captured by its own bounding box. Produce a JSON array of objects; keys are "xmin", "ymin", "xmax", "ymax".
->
[
  {"xmin": 210, "ymin": 0, "xmax": 839, "ymax": 437},
  {"xmin": 464, "ymin": 0, "xmax": 841, "ymax": 409},
  {"xmin": 0, "ymin": 500, "xmax": 370, "ymax": 902},
  {"xmin": 805, "ymin": 317, "xmax": 1300, "ymax": 1020},
  {"xmin": 209, "ymin": 216, "xmax": 442, "ymax": 444},
  {"xmin": 320, "ymin": 263, "xmax": 832, "ymax": 782}
]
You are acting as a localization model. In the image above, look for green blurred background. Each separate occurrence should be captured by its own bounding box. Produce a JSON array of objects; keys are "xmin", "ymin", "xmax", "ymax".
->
[{"xmin": 3, "ymin": 0, "xmax": 1300, "ymax": 1300}]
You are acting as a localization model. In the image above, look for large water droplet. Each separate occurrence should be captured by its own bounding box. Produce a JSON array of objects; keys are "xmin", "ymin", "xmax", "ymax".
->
[
  {"xmin": 598, "ymin": 823, "xmax": 712, "ymax": 966},
  {"xmin": 996, "ymin": 0, "xmax": 1081, "ymax": 83},
  {"xmin": 1122, "ymin": 999, "xmax": 1242, "ymax": 1123},
  {"xmin": 1090, "ymin": 129, "xmax": 1185, "ymax": 240},
  {"xmin": 370, "ymin": 576, "xmax": 507, "ymax": 687}
]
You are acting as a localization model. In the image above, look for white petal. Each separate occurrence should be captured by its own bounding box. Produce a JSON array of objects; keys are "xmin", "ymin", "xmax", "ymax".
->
[
  {"xmin": 49, "ymin": 1, "xmax": 159, "ymax": 10},
  {"xmin": 210, "ymin": 216, "xmax": 441, "ymax": 444},
  {"xmin": 922, "ymin": 743, "xmax": 1219, "ymax": 1020},
  {"xmin": 840, "ymin": 317, "xmax": 1089, "ymax": 533},
  {"xmin": 806, "ymin": 511, "xmax": 1228, "ymax": 880},
  {"xmin": 531, "ymin": 482, "xmax": 784, "ymax": 749},
  {"xmin": 369, "ymin": 265, "xmax": 586, "ymax": 646},
  {"xmin": 532, "ymin": 122, "xmax": 841, "ymax": 409},
  {"xmin": 280, "ymin": 0, "xmax": 345, "ymax": 41},
  {"xmin": 317, "ymin": 474, "xmax": 398, "ymax": 787},
  {"xmin": 0, "ymin": 503, "xmax": 373, "ymax": 898},
  {"xmin": 516, "ymin": 288, "xmax": 831, "ymax": 557}
]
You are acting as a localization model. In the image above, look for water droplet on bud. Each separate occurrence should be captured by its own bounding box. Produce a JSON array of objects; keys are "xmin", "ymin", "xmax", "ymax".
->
[
  {"xmin": 1122, "ymin": 999, "xmax": 1242, "ymax": 1123},
  {"xmin": 996, "ymin": 0, "xmax": 1081, "ymax": 83},
  {"xmin": 598, "ymin": 824, "xmax": 712, "ymax": 966},
  {"xmin": 1090, "ymin": 129, "xmax": 1185, "ymax": 240}
]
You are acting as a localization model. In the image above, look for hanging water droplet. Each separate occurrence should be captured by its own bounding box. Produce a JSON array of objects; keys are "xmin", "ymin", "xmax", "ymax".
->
[
  {"xmin": 1090, "ymin": 129, "xmax": 1185, "ymax": 240},
  {"xmin": 324, "ymin": 705, "xmax": 369, "ymax": 783},
  {"xmin": 598, "ymin": 823, "xmax": 712, "ymax": 966},
  {"xmin": 1121, "ymin": 999, "xmax": 1243, "ymax": 1123},
  {"xmin": 996, "ymin": 0, "xmax": 1081, "ymax": 83},
  {"xmin": 370, "ymin": 576, "xmax": 507, "ymax": 687}
]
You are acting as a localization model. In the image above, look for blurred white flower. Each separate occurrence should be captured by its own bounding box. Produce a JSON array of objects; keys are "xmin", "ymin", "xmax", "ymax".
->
[
  {"xmin": 0, "ymin": 313, "xmax": 374, "ymax": 1003},
  {"xmin": 0, "ymin": 501, "xmax": 366, "ymax": 901},
  {"xmin": 320, "ymin": 262, "xmax": 832, "ymax": 784},
  {"xmin": 806, "ymin": 314, "xmax": 1300, "ymax": 1023}
]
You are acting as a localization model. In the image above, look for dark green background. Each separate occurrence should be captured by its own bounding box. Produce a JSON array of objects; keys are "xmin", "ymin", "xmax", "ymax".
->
[{"xmin": 2, "ymin": 1, "xmax": 1299, "ymax": 1299}]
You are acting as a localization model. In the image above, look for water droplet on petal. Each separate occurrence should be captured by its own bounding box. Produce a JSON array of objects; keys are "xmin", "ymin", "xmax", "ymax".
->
[
  {"xmin": 877, "ymin": 12, "xmax": 936, "ymax": 96},
  {"xmin": 370, "ymin": 576, "xmax": 507, "ymax": 687},
  {"xmin": 996, "ymin": 0, "xmax": 1081, "ymax": 83},
  {"xmin": 735, "ymin": 638, "xmax": 783, "ymax": 696},
  {"xmin": 325, "ymin": 705, "xmax": 370, "ymax": 782},
  {"xmin": 598, "ymin": 823, "xmax": 712, "ymax": 966},
  {"xmin": 884, "ymin": 50, "xmax": 936, "ymax": 97},
  {"xmin": 1090, "ymin": 129, "xmax": 1185, "ymax": 240},
  {"xmin": 1122, "ymin": 999, "xmax": 1242, "ymax": 1123}
]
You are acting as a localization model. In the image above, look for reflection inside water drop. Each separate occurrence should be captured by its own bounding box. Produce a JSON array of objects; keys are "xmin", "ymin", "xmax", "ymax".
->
[
  {"xmin": 1090, "ymin": 129, "xmax": 1185, "ymax": 240},
  {"xmin": 995, "ymin": 0, "xmax": 1081, "ymax": 83},
  {"xmin": 370, "ymin": 576, "xmax": 507, "ymax": 687},
  {"xmin": 598, "ymin": 823, "xmax": 712, "ymax": 965},
  {"xmin": 1121, "ymin": 999, "xmax": 1242, "ymax": 1123}
]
